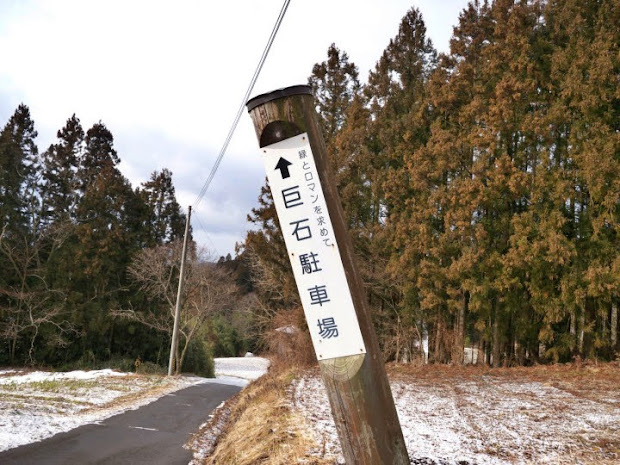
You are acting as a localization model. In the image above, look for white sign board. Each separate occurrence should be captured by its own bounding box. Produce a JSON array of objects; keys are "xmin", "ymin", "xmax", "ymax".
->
[{"xmin": 261, "ymin": 133, "xmax": 367, "ymax": 360}]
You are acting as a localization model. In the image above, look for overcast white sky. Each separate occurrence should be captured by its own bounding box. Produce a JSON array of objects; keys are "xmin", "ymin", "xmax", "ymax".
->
[{"xmin": 0, "ymin": 0, "xmax": 470, "ymax": 257}]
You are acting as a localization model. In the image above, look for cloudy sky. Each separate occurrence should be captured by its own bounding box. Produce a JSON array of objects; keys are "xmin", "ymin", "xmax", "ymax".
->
[{"xmin": 0, "ymin": 0, "xmax": 469, "ymax": 257}]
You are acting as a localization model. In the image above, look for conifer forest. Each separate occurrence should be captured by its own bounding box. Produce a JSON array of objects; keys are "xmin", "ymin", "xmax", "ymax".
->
[
  {"xmin": 1, "ymin": 0, "xmax": 618, "ymax": 369},
  {"xmin": 245, "ymin": 0, "xmax": 619, "ymax": 366}
]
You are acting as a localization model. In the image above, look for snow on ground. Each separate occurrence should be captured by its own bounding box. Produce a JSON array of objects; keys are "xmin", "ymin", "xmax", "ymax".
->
[
  {"xmin": 290, "ymin": 368, "xmax": 620, "ymax": 464},
  {"xmin": 0, "ymin": 368, "xmax": 204, "ymax": 452},
  {"xmin": 213, "ymin": 356, "xmax": 271, "ymax": 387},
  {"xmin": 0, "ymin": 357, "xmax": 270, "ymax": 453},
  {"xmin": 0, "ymin": 368, "xmax": 127, "ymax": 385}
]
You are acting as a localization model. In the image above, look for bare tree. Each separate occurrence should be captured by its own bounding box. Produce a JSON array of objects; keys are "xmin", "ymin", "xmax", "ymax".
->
[
  {"xmin": 114, "ymin": 241, "xmax": 238, "ymax": 374},
  {"xmin": 0, "ymin": 284, "xmax": 73, "ymax": 365},
  {"xmin": 0, "ymin": 221, "xmax": 76, "ymax": 364}
]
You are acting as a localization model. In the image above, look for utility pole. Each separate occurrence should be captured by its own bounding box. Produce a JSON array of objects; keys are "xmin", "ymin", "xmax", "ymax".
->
[
  {"xmin": 246, "ymin": 85, "xmax": 409, "ymax": 464},
  {"xmin": 168, "ymin": 205, "xmax": 192, "ymax": 376}
]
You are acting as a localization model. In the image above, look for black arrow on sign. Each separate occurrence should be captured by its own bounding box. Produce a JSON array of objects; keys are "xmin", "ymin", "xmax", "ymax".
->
[{"xmin": 275, "ymin": 157, "xmax": 292, "ymax": 179}]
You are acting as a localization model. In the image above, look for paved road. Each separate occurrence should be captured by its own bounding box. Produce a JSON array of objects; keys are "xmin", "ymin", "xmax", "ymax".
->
[{"xmin": 0, "ymin": 381, "xmax": 241, "ymax": 465}]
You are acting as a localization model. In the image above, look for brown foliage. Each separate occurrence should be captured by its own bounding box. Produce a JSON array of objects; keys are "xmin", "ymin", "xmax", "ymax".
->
[{"xmin": 115, "ymin": 241, "xmax": 238, "ymax": 373}]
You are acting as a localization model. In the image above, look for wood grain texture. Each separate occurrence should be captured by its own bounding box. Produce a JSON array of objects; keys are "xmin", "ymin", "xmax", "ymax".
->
[{"xmin": 247, "ymin": 87, "xmax": 409, "ymax": 465}]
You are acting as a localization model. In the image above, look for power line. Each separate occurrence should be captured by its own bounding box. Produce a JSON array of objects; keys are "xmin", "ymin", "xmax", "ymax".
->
[
  {"xmin": 193, "ymin": 212, "xmax": 221, "ymax": 257},
  {"xmin": 193, "ymin": 0, "xmax": 291, "ymax": 208}
]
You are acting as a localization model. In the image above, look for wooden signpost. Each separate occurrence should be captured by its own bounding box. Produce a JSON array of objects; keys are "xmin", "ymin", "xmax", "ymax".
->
[{"xmin": 247, "ymin": 85, "xmax": 409, "ymax": 464}]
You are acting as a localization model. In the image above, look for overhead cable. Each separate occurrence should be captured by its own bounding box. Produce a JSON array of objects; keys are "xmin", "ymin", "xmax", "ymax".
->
[{"xmin": 193, "ymin": 0, "xmax": 291, "ymax": 208}]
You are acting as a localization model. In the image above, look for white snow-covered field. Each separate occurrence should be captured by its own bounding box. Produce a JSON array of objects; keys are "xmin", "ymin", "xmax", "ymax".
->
[
  {"xmin": 213, "ymin": 356, "xmax": 271, "ymax": 386},
  {"xmin": 0, "ymin": 356, "xmax": 270, "ymax": 453},
  {"xmin": 290, "ymin": 367, "xmax": 620, "ymax": 465}
]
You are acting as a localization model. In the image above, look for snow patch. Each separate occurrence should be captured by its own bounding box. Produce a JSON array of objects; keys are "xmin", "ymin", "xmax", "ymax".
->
[
  {"xmin": 0, "ymin": 358, "xmax": 271, "ymax": 453},
  {"xmin": 0, "ymin": 368, "xmax": 126, "ymax": 385},
  {"xmin": 213, "ymin": 357, "xmax": 270, "ymax": 386},
  {"xmin": 0, "ymin": 369, "xmax": 205, "ymax": 452},
  {"xmin": 290, "ymin": 371, "xmax": 620, "ymax": 464}
]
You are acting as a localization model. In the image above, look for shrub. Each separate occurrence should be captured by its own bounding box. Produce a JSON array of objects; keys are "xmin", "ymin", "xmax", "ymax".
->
[{"xmin": 182, "ymin": 337, "xmax": 215, "ymax": 378}]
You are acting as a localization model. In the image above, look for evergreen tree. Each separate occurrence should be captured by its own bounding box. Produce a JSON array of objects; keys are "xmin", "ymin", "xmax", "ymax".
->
[
  {"xmin": 0, "ymin": 105, "xmax": 44, "ymax": 363},
  {"xmin": 309, "ymin": 43, "xmax": 361, "ymax": 144},
  {"xmin": 365, "ymin": 7, "xmax": 438, "ymax": 361},
  {"xmin": 0, "ymin": 107, "xmax": 198, "ymax": 366},
  {"xmin": 78, "ymin": 122, "xmax": 120, "ymax": 190},
  {"xmin": 244, "ymin": 181, "xmax": 298, "ymax": 309},
  {"xmin": 546, "ymin": 0, "xmax": 620, "ymax": 358},
  {"xmin": 140, "ymin": 168, "xmax": 186, "ymax": 246},
  {"xmin": 70, "ymin": 122, "xmax": 142, "ymax": 359},
  {"xmin": 239, "ymin": 0, "xmax": 619, "ymax": 365},
  {"xmin": 41, "ymin": 114, "xmax": 83, "ymax": 223},
  {"xmin": 0, "ymin": 104, "xmax": 41, "ymax": 236},
  {"xmin": 0, "ymin": 108, "xmax": 74, "ymax": 366}
]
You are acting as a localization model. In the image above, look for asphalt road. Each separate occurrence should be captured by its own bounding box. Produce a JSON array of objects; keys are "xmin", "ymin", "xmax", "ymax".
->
[{"xmin": 0, "ymin": 381, "xmax": 241, "ymax": 465}]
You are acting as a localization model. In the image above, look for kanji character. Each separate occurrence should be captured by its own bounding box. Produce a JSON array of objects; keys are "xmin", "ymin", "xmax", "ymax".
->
[
  {"xmin": 282, "ymin": 185, "xmax": 303, "ymax": 209},
  {"xmin": 317, "ymin": 317, "xmax": 339, "ymax": 339},
  {"xmin": 308, "ymin": 285, "xmax": 330, "ymax": 306},
  {"xmin": 299, "ymin": 252, "xmax": 322, "ymax": 274},
  {"xmin": 290, "ymin": 219, "xmax": 312, "ymax": 241}
]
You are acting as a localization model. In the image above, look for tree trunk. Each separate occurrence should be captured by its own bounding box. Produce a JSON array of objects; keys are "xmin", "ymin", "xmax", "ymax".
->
[
  {"xmin": 395, "ymin": 316, "xmax": 401, "ymax": 363},
  {"xmin": 421, "ymin": 320, "xmax": 429, "ymax": 364},
  {"xmin": 578, "ymin": 308, "xmax": 585, "ymax": 355},
  {"xmin": 10, "ymin": 274, "xmax": 28, "ymax": 364},
  {"xmin": 453, "ymin": 293, "xmax": 467, "ymax": 365},
  {"xmin": 434, "ymin": 319, "xmax": 442, "ymax": 364},
  {"xmin": 492, "ymin": 303, "xmax": 501, "ymax": 368},
  {"xmin": 570, "ymin": 308, "xmax": 576, "ymax": 352},
  {"xmin": 452, "ymin": 312, "xmax": 461, "ymax": 365},
  {"xmin": 108, "ymin": 319, "xmax": 115, "ymax": 357},
  {"xmin": 611, "ymin": 302, "xmax": 617, "ymax": 349},
  {"xmin": 10, "ymin": 328, "xmax": 18, "ymax": 364},
  {"xmin": 177, "ymin": 338, "xmax": 188, "ymax": 375}
]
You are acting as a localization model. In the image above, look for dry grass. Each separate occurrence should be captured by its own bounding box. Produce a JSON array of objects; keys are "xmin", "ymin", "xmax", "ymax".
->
[
  {"xmin": 0, "ymin": 374, "xmax": 196, "ymax": 423},
  {"xmin": 190, "ymin": 367, "xmax": 333, "ymax": 465},
  {"xmin": 388, "ymin": 360, "xmax": 620, "ymax": 406},
  {"xmin": 0, "ymin": 372, "xmax": 171, "ymax": 412}
]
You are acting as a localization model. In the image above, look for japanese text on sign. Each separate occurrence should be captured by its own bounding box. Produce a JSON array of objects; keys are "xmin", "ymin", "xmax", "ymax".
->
[{"xmin": 261, "ymin": 133, "xmax": 366, "ymax": 360}]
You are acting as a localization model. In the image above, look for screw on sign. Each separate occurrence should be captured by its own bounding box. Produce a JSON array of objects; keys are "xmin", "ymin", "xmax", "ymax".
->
[{"xmin": 247, "ymin": 85, "xmax": 409, "ymax": 465}]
